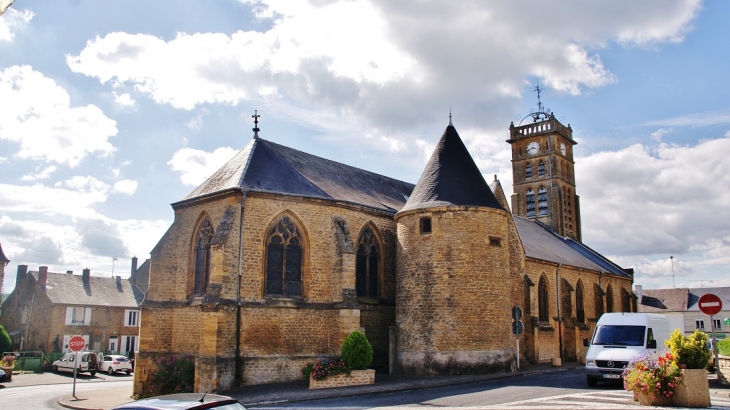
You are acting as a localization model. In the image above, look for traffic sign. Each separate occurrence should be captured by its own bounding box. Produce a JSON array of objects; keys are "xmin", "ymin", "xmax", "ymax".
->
[
  {"xmin": 512, "ymin": 306, "xmax": 523, "ymax": 321},
  {"xmin": 698, "ymin": 294, "xmax": 723, "ymax": 316},
  {"xmin": 68, "ymin": 335, "xmax": 86, "ymax": 352},
  {"xmin": 512, "ymin": 320, "xmax": 524, "ymax": 335}
]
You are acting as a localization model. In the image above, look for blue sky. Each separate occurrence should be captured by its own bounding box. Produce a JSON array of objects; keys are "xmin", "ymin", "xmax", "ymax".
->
[{"xmin": 0, "ymin": 0, "xmax": 728, "ymax": 292}]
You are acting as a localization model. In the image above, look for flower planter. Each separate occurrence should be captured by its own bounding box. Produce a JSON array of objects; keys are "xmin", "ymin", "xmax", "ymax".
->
[
  {"xmin": 719, "ymin": 355, "xmax": 730, "ymax": 384},
  {"xmin": 672, "ymin": 368, "xmax": 710, "ymax": 408},
  {"xmin": 0, "ymin": 366, "xmax": 13, "ymax": 381},
  {"xmin": 638, "ymin": 391, "xmax": 672, "ymax": 407},
  {"xmin": 309, "ymin": 369, "xmax": 375, "ymax": 389}
]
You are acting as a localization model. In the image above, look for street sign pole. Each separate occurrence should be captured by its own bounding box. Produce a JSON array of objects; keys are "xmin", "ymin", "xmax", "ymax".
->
[
  {"xmin": 698, "ymin": 294, "xmax": 723, "ymax": 382},
  {"xmin": 710, "ymin": 315, "xmax": 722, "ymax": 381},
  {"xmin": 73, "ymin": 352, "xmax": 78, "ymax": 399},
  {"xmin": 68, "ymin": 335, "xmax": 86, "ymax": 400},
  {"xmin": 512, "ymin": 306, "xmax": 523, "ymax": 370},
  {"xmin": 516, "ymin": 333, "xmax": 520, "ymax": 370}
]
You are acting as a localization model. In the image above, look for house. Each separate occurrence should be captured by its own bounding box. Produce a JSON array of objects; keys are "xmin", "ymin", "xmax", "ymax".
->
[
  {"xmin": 0, "ymin": 258, "xmax": 147, "ymax": 356},
  {"xmin": 134, "ymin": 113, "xmax": 635, "ymax": 394},
  {"xmin": 638, "ymin": 285, "xmax": 730, "ymax": 341}
]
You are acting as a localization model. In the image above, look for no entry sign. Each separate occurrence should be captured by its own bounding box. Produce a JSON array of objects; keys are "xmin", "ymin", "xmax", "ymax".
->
[
  {"xmin": 698, "ymin": 294, "xmax": 723, "ymax": 316},
  {"xmin": 68, "ymin": 335, "xmax": 86, "ymax": 352}
]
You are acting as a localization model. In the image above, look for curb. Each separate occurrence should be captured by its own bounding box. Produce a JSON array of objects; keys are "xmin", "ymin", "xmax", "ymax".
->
[{"xmin": 240, "ymin": 365, "xmax": 583, "ymax": 408}]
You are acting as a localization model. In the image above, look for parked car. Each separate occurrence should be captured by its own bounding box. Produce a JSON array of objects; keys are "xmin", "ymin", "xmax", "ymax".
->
[
  {"xmin": 99, "ymin": 354, "xmax": 133, "ymax": 375},
  {"xmin": 52, "ymin": 352, "xmax": 98, "ymax": 376},
  {"xmin": 111, "ymin": 393, "xmax": 247, "ymax": 409},
  {"xmin": 0, "ymin": 368, "xmax": 6, "ymax": 383}
]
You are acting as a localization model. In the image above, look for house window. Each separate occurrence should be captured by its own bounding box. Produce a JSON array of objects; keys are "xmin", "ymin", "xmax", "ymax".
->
[
  {"xmin": 489, "ymin": 237, "xmax": 501, "ymax": 247},
  {"xmin": 21, "ymin": 304, "xmax": 28, "ymax": 324},
  {"xmin": 714, "ymin": 319, "xmax": 722, "ymax": 330},
  {"xmin": 538, "ymin": 160, "xmax": 546, "ymax": 176},
  {"xmin": 526, "ymin": 189, "xmax": 536, "ymax": 217},
  {"xmin": 525, "ymin": 163, "xmax": 532, "ymax": 178},
  {"xmin": 356, "ymin": 226, "xmax": 380, "ymax": 298},
  {"xmin": 125, "ymin": 310, "xmax": 140, "ymax": 327},
  {"xmin": 606, "ymin": 285, "xmax": 614, "ymax": 313},
  {"xmin": 576, "ymin": 281, "xmax": 585, "ymax": 323},
  {"xmin": 538, "ymin": 276, "xmax": 549, "ymax": 323},
  {"xmin": 538, "ymin": 187, "xmax": 548, "ymax": 216},
  {"xmin": 420, "ymin": 217, "xmax": 432, "ymax": 234},
  {"xmin": 193, "ymin": 218, "xmax": 214, "ymax": 295},
  {"xmin": 696, "ymin": 320, "xmax": 705, "ymax": 330},
  {"xmin": 266, "ymin": 216, "xmax": 303, "ymax": 297},
  {"xmin": 65, "ymin": 307, "xmax": 91, "ymax": 325}
]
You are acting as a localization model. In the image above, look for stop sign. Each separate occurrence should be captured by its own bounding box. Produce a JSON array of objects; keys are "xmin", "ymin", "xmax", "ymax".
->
[
  {"xmin": 698, "ymin": 294, "xmax": 723, "ymax": 316},
  {"xmin": 68, "ymin": 335, "xmax": 86, "ymax": 352}
]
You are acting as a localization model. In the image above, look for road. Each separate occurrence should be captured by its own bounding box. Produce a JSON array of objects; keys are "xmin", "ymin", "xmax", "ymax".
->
[
  {"xmin": 0, "ymin": 379, "xmax": 132, "ymax": 410},
  {"xmin": 256, "ymin": 369, "xmax": 730, "ymax": 409}
]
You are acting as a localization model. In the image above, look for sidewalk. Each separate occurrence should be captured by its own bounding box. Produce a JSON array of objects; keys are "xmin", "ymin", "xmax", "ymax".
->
[{"xmin": 52, "ymin": 362, "xmax": 730, "ymax": 410}]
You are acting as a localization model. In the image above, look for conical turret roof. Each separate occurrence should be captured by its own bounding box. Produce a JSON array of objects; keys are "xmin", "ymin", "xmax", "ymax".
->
[
  {"xmin": 0, "ymin": 242, "xmax": 9, "ymax": 263},
  {"xmin": 399, "ymin": 123, "xmax": 503, "ymax": 213}
]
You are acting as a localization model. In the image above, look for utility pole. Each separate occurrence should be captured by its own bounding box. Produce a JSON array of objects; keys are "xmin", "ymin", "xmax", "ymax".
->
[
  {"xmin": 670, "ymin": 256, "xmax": 674, "ymax": 288},
  {"xmin": 112, "ymin": 256, "xmax": 118, "ymax": 277}
]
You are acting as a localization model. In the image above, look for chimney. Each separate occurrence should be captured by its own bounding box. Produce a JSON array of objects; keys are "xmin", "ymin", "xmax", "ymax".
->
[
  {"xmin": 38, "ymin": 266, "xmax": 48, "ymax": 287},
  {"xmin": 82, "ymin": 268, "xmax": 90, "ymax": 285},
  {"xmin": 17, "ymin": 265, "xmax": 28, "ymax": 286},
  {"xmin": 635, "ymin": 285, "xmax": 643, "ymax": 304},
  {"xmin": 131, "ymin": 256, "xmax": 138, "ymax": 273},
  {"xmin": 67, "ymin": 270, "xmax": 73, "ymax": 274},
  {"xmin": 116, "ymin": 275, "xmax": 122, "ymax": 286}
]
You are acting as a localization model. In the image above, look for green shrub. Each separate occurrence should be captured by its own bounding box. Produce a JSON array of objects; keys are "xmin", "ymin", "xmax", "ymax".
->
[
  {"xmin": 143, "ymin": 355, "xmax": 195, "ymax": 398},
  {"xmin": 718, "ymin": 339, "xmax": 730, "ymax": 356},
  {"xmin": 0, "ymin": 325, "xmax": 11, "ymax": 354},
  {"xmin": 665, "ymin": 329, "xmax": 712, "ymax": 369},
  {"xmin": 341, "ymin": 331, "xmax": 373, "ymax": 370}
]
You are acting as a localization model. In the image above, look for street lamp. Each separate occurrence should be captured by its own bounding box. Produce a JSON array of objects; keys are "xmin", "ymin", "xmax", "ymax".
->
[
  {"xmin": 670, "ymin": 256, "xmax": 674, "ymax": 288},
  {"xmin": 112, "ymin": 256, "xmax": 118, "ymax": 277}
]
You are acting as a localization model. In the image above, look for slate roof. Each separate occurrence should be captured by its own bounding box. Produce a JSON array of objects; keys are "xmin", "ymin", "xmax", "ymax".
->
[
  {"xmin": 687, "ymin": 287, "xmax": 730, "ymax": 312},
  {"xmin": 30, "ymin": 271, "xmax": 140, "ymax": 308},
  {"xmin": 638, "ymin": 288, "xmax": 688, "ymax": 312},
  {"xmin": 0, "ymin": 242, "xmax": 9, "ymax": 263},
  {"xmin": 399, "ymin": 124, "xmax": 504, "ymax": 213},
  {"xmin": 182, "ymin": 138, "xmax": 415, "ymax": 214},
  {"xmin": 512, "ymin": 216, "xmax": 631, "ymax": 278}
]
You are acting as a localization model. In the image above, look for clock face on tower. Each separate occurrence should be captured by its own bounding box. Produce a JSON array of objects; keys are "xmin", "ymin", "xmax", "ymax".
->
[
  {"xmin": 527, "ymin": 141, "xmax": 539, "ymax": 155},
  {"xmin": 560, "ymin": 143, "xmax": 566, "ymax": 156}
]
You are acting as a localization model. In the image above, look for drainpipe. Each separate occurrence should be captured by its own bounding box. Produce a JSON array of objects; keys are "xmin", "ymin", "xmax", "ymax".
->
[
  {"xmin": 556, "ymin": 263, "xmax": 563, "ymax": 361},
  {"xmin": 235, "ymin": 190, "xmax": 248, "ymax": 387}
]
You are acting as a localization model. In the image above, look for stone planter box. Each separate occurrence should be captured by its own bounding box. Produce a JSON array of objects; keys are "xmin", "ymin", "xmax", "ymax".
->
[
  {"xmin": 309, "ymin": 369, "xmax": 375, "ymax": 389},
  {"xmin": 719, "ymin": 355, "xmax": 730, "ymax": 384},
  {"xmin": 671, "ymin": 368, "xmax": 710, "ymax": 408},
  {"xmin": 638, "ymin": 391, "xmax": 672, "ymax": 407}
]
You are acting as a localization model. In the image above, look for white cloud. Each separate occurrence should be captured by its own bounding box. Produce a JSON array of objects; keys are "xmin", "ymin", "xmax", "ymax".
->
[
  {"xmin": 65, "ymin": 0, "xmax": 700, "ymax": 141},
  {"xmin": 168, "ymin": 146, "xmax": 238, "ymax": 186},
  {"xmin": 0, "ymin": 7, "xmax": 33, "ymax": 42},
  {"xmin": 0, "ymin": 183, "xmax": 107, "ymax": 219},
  {"xmin": 113, "ymin": 179, "xmax": 138, "ymax": 195},
  {"xmin": 0, "ymin": 65, "xmax": 118, "ymax": 167},
  {"xmin": 578, "ymin": 136, "xmax": 730, "ymax": 276},
  {"xmin": 646, "ymin": 110, "xmax": 730, "ymax": 127},
  {"xmin": 113, "ymin": 92, "xmax": 136, "ymax": 108},
  {"xmin": 57, "ymin": 175, "xmax": 110, "ymax": 194},
  {"xmin": 21, "ymin": 165, "xmax": 57, "ymax": 181},
  {"xmin": 651, "ymin": 128, "xmax": 672, "ymax": 142}
]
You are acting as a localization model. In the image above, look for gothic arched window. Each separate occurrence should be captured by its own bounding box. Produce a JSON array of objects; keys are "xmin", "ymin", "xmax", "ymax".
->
[
  {"xmin": 526, "ymin": 188, "xmax": 536, "ymax": 217},
  {"xmin": 538, "ymin": 186, "xmax": 548, "ymax": 216},
  {"xmin": 525, "ymin": 163, "xmax": 532, "ymax": 178},
  {"xmin": 606, "ymin": 285, "xmax": 614, "ymax": 313},
  {"xmin": 193, "ymin": 218, "xmax": 213, "ymax": 295},
  {"xmin": 266, "ymin": 216, "xmax": 303, "ymax": 297},
  {"xmin": 356, "ymin": 226, "xmax": 380, "ymax": 298},
  {"xmin": 576, "ymin": 281, "xmax": 585, "ymax": 323},
  {"xmin": 538, "ymin": 160, "xmax": 546, "ymax": 176},
  {"xmin": 538, "ymin": 276, "xmax": 549, "ymax": 323}
]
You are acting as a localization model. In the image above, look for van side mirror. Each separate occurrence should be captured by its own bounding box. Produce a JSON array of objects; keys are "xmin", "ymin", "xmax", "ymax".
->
[
  {"xmin": 583, "ymin": 338, "xmax": 589, "ymax": 347},
  {"xmin": 647, "ymin": 340, "xmax": 657, "ymax": 349}
]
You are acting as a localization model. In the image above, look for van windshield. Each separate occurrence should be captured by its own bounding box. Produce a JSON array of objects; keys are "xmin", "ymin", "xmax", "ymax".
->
[{"xmin": 592, "ymin": 325, "xmax": 645, "ymax": 346}]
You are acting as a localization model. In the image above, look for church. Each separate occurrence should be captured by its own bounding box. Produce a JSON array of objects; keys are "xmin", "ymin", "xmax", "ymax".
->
[{"xmin": 133, "ymin": 111, "xmax": 635, "ymax": 394}]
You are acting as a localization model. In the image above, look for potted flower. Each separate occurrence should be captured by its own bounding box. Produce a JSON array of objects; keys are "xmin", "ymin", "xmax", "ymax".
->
[
  {"xmin": 623, "ymin": 352, "xmax": 681, "ymax": 406},
  {"xmin": 0, "ymin": 354, "xmax": 16, "ymax": 381},
  {"xmin": 665, "ymin": 329, "xmax": 712, "ymax": 408},
  {"xmin": 303, "ymin": 331, "xmax": 375, "ymax": 389}
]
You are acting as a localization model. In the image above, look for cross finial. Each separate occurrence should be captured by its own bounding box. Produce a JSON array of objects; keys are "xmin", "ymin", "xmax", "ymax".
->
[
  {"xmin": 252, "ymin": 110, "xmax": 261, "ymax": 139},
  {"xmin": 448, "ymin": 107, "xmax": 453, "ymax": 126}
]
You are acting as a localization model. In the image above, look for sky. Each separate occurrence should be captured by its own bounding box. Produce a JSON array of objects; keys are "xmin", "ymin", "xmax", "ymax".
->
[{"xmin": 0, "ymin": 0, "xmax": 728, "ymax": 293}]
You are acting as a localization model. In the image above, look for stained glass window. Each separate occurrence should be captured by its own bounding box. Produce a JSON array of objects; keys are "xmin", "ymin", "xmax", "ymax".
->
[
  {"xmin": 266, "ymin": 216, "xmax": 303, "ymax": 297},
  {"xmin": 538, "ymin": 276, "xmax": 549, "ymax": 323},
  {"xmin": 356, "ymin": 227, "xmax": 380, "ymax": 298},
  {"xmin": 576, "ymin": 281, "xmax": 585, "ymax": 323},
  {"xmin": 193, "ymin": 219, "xmax": 213, "ymax": 295}
]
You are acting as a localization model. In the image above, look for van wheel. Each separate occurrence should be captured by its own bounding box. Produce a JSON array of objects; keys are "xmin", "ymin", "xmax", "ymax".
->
[
  {"xmin": 586, "ymin": 376, "xmax": 598, "ymax": 387},
  {"xmin": 108, "ymin": 366, "xmax": 114, "ymax": 375},
  {"xmin": 90, "ymin": 371, "xmax": 96, "ymax": 376}
]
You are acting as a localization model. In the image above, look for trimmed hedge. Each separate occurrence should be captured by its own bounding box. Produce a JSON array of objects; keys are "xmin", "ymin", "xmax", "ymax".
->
[
  {"xmin": 719, "ymin": 338, "xmax": 730, "ymax": 356},
  {"xmin": 341, "ymin": 331, "xmax": 373, "ymax": 370},
  {"xmin": 665, "ymin": 329, "xmax": 712, "ymax": 369}
]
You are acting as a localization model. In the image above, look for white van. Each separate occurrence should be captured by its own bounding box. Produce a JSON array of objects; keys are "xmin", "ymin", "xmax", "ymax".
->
[{"xmin": 584, "ymin": 312, "xmax": 671, "ymax": 386}]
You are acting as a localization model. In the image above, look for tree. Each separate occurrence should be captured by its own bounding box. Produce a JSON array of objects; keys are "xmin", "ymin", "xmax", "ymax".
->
[{"xmin": 0, "ymin": 325, "xmax": 11, "ymax": 353}]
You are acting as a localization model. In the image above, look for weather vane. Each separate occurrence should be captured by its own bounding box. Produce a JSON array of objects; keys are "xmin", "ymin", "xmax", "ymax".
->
[
  {"xmin": 516, "ymin": 78, "xmax": 555, "ymax": 125},
  {"xmin": 252, "ymin": 110, "xmax": 260, "ymax": 139}
]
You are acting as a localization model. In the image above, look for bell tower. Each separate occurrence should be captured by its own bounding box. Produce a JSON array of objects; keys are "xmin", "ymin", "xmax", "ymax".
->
[{"xmin": 507, "ymin": 85, "xmax": 582, "ymax": 241}]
